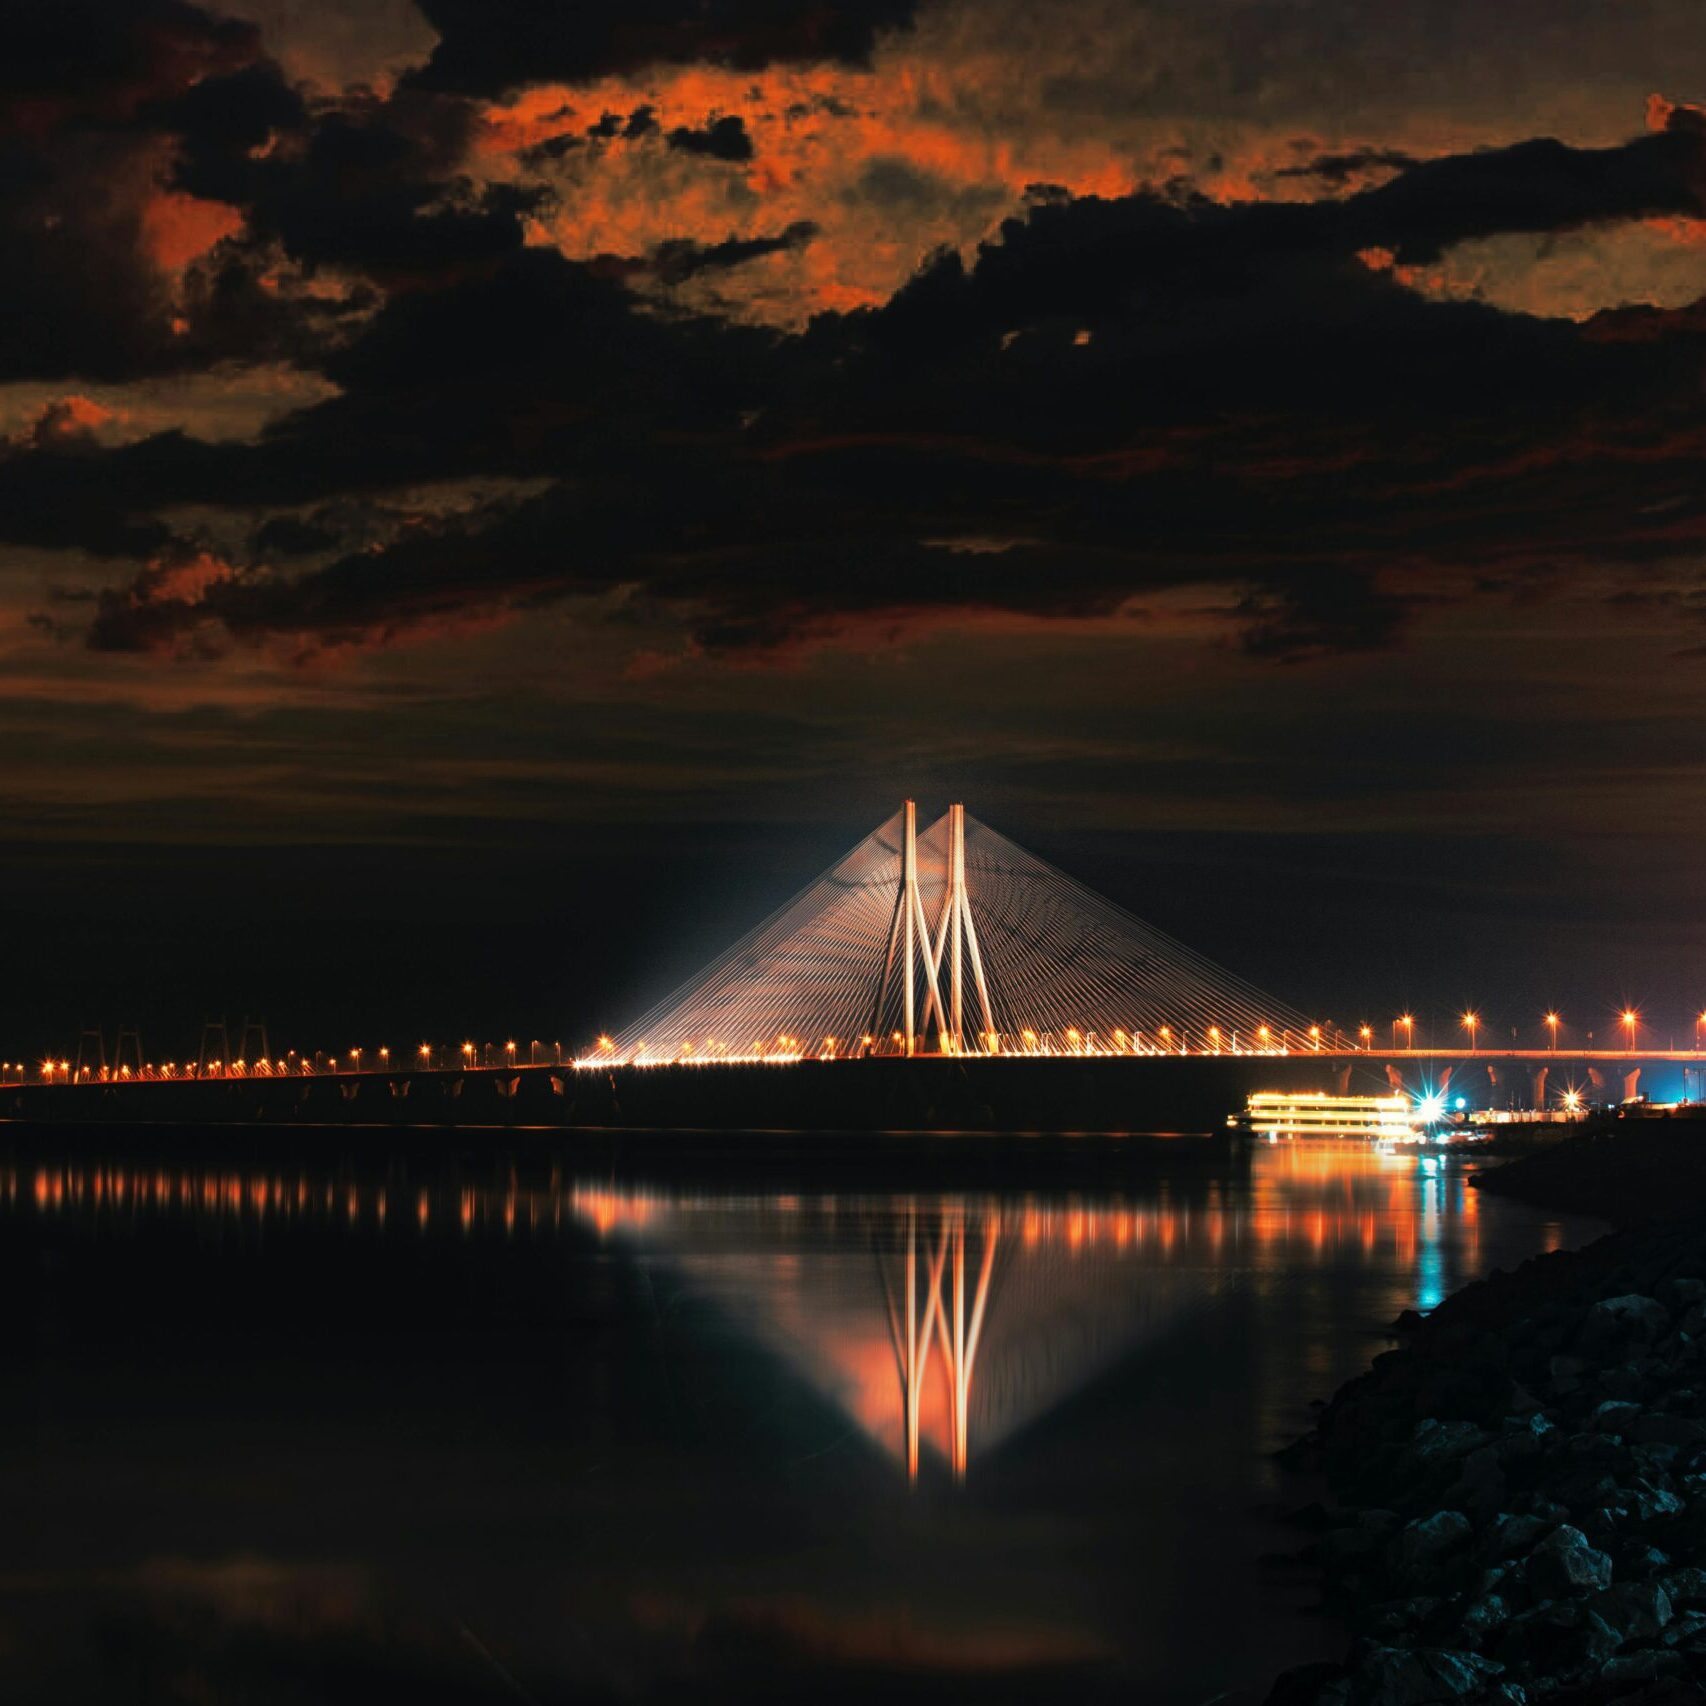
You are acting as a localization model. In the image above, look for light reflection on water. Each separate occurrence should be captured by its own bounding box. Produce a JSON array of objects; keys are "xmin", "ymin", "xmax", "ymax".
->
[{"xmin": 1, "ymin": 1139, "xmax": 1595, "ymax": 1704}]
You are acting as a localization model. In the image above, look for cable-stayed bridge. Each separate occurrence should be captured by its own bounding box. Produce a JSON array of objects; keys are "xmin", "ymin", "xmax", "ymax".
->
[
  {"xmin": 10, "ymin": 799, "xmax": 1705, "ymax": 1138},
  {"xmin": 601, "ymin": 801, "xmax": 1318, "ymax": 1066}
]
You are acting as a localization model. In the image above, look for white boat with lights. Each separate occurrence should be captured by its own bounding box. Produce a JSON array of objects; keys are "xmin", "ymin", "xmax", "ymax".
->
[{"xmin": 1231, "ymin": 1090, "xmax": 1460, "ymax": 1142}]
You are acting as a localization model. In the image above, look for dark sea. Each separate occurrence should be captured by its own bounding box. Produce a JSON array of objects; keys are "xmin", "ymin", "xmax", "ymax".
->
[{"xmin": 1, "ymin": 1136, "xmax": 1600, "ymax": 1704}]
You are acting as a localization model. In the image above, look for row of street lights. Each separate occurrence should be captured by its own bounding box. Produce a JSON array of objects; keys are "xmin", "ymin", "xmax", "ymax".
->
[
  {"xmin": 1389, "ymin": 1007, "xmax": 1687, "ymax": 1052},
  {"xmin": 7, "ymin": 1040, "xmax": 571, "ymax": 1086}
]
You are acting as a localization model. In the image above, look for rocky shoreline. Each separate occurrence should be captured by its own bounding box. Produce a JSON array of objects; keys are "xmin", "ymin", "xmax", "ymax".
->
[{"xmin": 1268, "ymin": 1132, "xmax": 1706, "ymax": 1705}]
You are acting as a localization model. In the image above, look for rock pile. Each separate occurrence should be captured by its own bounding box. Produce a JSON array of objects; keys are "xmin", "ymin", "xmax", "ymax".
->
[{"xmin": 1270, "ymin": 1215, "xmax": 1706, "ymax": 1704}]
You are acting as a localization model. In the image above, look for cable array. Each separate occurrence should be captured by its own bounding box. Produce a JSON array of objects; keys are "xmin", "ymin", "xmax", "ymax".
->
[
  {"xmin": 957, "ymin": 814, "xmax": 1315, "ymax": 1052},
  {"xmin": 595, "ymin": 806, "xmax": 1313, "ymax": 1063},
  {"xmin": 605, "ymin": 810, "xmax": 914, "ymax": 1064}
]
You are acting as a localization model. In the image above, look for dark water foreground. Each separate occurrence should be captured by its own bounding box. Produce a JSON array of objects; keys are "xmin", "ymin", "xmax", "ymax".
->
[{"xmin": 0, "ymin": 1135, "xmax": 1600, "ymax": 1705}]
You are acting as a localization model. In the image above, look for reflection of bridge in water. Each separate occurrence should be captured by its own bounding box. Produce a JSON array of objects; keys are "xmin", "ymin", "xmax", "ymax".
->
[{"xmin": 4, "ymin": 1144, "xmax": 1521, "ymax": 1482}]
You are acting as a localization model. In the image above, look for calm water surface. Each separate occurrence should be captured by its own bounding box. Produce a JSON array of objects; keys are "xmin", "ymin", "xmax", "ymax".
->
[{"xmin": 2, "ymin": 1138, "xmax": 1601, "ymax": 1703}]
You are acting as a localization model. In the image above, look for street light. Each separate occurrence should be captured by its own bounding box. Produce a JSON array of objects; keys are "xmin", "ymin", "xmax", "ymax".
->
[
  {"xmin": 1359, "ymin": 1024, "xmax": 1372, "ymax": 1050},
  {"xmin": 1395, "ymin": 1013, "xmax": 1415, "ymax": 1051},
  {"xmin": 1308, "ymin": 1024, "xmax": 1322, "ymax": 1052},
  {"xmin": 1462, "ymin": 1011, "xmax": 1479, "ymax": 1053},
  {"xmin": 1545, "ymin": 1012, "xmax": 1560, "ymax": 1051},
  {"xmin": 1621, "ymin": 1009, "xmax": 1639, "ymax": 1053}
]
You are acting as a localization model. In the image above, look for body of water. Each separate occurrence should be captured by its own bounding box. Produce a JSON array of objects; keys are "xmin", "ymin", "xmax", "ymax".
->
[{"xmin": 1, "ymin": 1137, "xmax": 1600, "ymax": 1703}]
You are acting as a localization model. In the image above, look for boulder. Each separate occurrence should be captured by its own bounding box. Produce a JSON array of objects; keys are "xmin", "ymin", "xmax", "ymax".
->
[
  {"xmin": 1388, "ymin": 1512, "xmax": 1473, "ymax": 1589},
  {"xmin": 1474, "ymin": 1514, "xmax": 1548, "ymax": 1564},
  {"xmin": 1496, "ymin": 1603, "xmax": 1619, "ymax": 1678},
  {"xmin": 1585, "ymin": 1579, "xmax": 1673, "ymax": 1642},
  {"xmin": 1526, "ymin": 1525, "xmax": 1613, "ymax": 1597},
  {"xmin": 1598, "ymin": 1648, "xmax": 1687, "ymax": 1686},
  {"xmin": 1579, "ymin": 1296, "xmax": 1671, "ymax": 1359},
  {"xmin": 1663, "ymin": 1609, "xmax": 1706, "ymax": 1647},
  {"xmin": 1660, "ymin": 1565, "xmax": 1706, "ymax": 1606},
  {"xmin": 1457, "ymin": 1593, "xmax": 1511, "ymax": 1648},
  {"xmin": 1345, "ymin": 1644, "xmax": 1503, "ymax": 1706},
  {"xmin": 1442, "ymin": 1446, "xmax": 1505, "ymax": 1515},
  {"xmin": 1591, "ymin": 1400, "xmax": 1642, "ymax": 1434},
  {"xmin": 1402, "ymin": 1419, "xmax": 1492, "ymax": 1471},
  {"xmin": 1636, "ymin": 1413, "xmax": 1706, "ymax": 1449}
]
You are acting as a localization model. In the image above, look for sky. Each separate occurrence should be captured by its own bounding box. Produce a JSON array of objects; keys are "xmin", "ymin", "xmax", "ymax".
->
[{"xmin": 2, "ymin": 0, "xmax": 1705, "ymax": 1059}]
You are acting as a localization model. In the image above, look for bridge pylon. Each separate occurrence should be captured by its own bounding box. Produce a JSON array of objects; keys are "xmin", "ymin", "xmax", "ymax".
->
[
  {"xmin": 197, "ymin": 1017, "xmax": 230, "ymax": 1076},
  {"xmin": 113, "ymin": 1024, "xmax": 143, "ymax": 1076},
  {"xmin": 73, "ymin": 1023, "xmax": 106, "ymax": 1081},
  {"xmin": 238, "ymin": 1016, "xmax": 271, "ymax": 1066},
  {"xmin": 867, "ymin": 802, "xmax": 997, "ymax": 1056}
]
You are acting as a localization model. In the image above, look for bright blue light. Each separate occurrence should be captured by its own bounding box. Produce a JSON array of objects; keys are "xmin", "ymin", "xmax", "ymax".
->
[
  {"xmin": 1416, "ymin": 1094, "xmax": 1444, "ymax": 1122},
  {"xmin": 1454, "ymin": 1096, "xmax": 1466, "ymax": 1110}
]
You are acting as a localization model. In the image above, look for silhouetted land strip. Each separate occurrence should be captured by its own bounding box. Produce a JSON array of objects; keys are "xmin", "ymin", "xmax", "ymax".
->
[{"xmin": 1473, "ymin": 1119, "xmax": 1706, "ymax": 1225}]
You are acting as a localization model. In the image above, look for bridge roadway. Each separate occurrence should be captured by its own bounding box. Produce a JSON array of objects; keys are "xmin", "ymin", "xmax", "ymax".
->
[
  {"xmin": 0, "ymin": 1048, "xmax": 1695, "ymax": 1149},
  {"xmin": 6, "ymin": 1044, "xmax": 1705, "ymax": 1088}
]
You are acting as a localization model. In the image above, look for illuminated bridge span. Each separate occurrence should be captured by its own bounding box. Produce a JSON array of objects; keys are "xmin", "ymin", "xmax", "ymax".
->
[{"xmin": 601, "ymin": 801, "xmax": 1317, "ymax": 1064}]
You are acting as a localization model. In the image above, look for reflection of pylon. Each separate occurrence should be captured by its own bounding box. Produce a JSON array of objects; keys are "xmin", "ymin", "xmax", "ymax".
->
[
  {"xmin": 73, "ymin": 1023, "xmax": 107, "ymax": 1080},
  {"xmin": 936, "ymin": 1209, "xmax": 998, "ymax": 1481},
  {"xmin": 880, "ymin": 1207, "xmax": 999, "ymax": 1484},
  {"xmin": 113, "ymin": 1024, "xmax": 143, "ymax": 1075},
  {"xmin": 238, "ymin": 1015, "xmax": 270, "ymax": 1065},
  {"xmin": 197, "ymin": 1017, "xmax": 230, "ymax": 1075}
]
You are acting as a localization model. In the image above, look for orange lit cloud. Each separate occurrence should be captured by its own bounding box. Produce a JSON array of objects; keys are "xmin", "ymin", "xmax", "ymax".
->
[
  {"xmin": 474, "ymin": 62, "xmax": 1146, "ymax": 320},
  {"xmin": 142, "ymin": 189, "xmax": 245, "ymax": 273}
]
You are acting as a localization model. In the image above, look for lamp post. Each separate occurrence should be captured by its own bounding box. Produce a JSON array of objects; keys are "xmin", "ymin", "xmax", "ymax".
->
[
  {"xmin": 1622, "ymin": 1009, "xmax": 1639, "ymax": 1054},
  {"xmin": 1545, "ymin": 1012, "xmax": 1560, "ymax": 1051},
  {"xmin": 1359, "ymin": 1024, "xmax": 1372, "ymax": 1051},
  {"xmin": 1395, "ymin": 1013, "xmax": 1415, "ymax": 1052},
  {"xmin": 1462, "ymin": 1011, "xmax": 1479, "ymax": 1053}
]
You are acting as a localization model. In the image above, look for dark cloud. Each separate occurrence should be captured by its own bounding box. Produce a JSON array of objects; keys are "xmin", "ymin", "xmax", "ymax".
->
[
  {"xmin": 650, "ymin": 221, "xmax": 818, "ymax": 284},
  {"xmin": 0, "ymin": 0, "xmax": 258, "ymax": 122},
  {"xmin": 251, "ymin": 512, "xmax": 337, "ymax": 557},
  {"xmin": 6, "ymin": 105, "xmax": 1703, "ymax": 664},
  {"xmin": 1275, "ymin": 147, "xmax": 1417, "ymax": 184},
  {"xmin": 405, "ymin": 0, "xmax": 919, "ymax": 97},
  {"xmin": 166, "ymin": 77, "xmax": 544, "ymax": 286},
  {"xmin": 666, "ymin": 115, "xmax": 754, "ymax": 162},
  {"xmin": 0, "ymin": 0, "xmax": 265, "ymax": 381}
]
